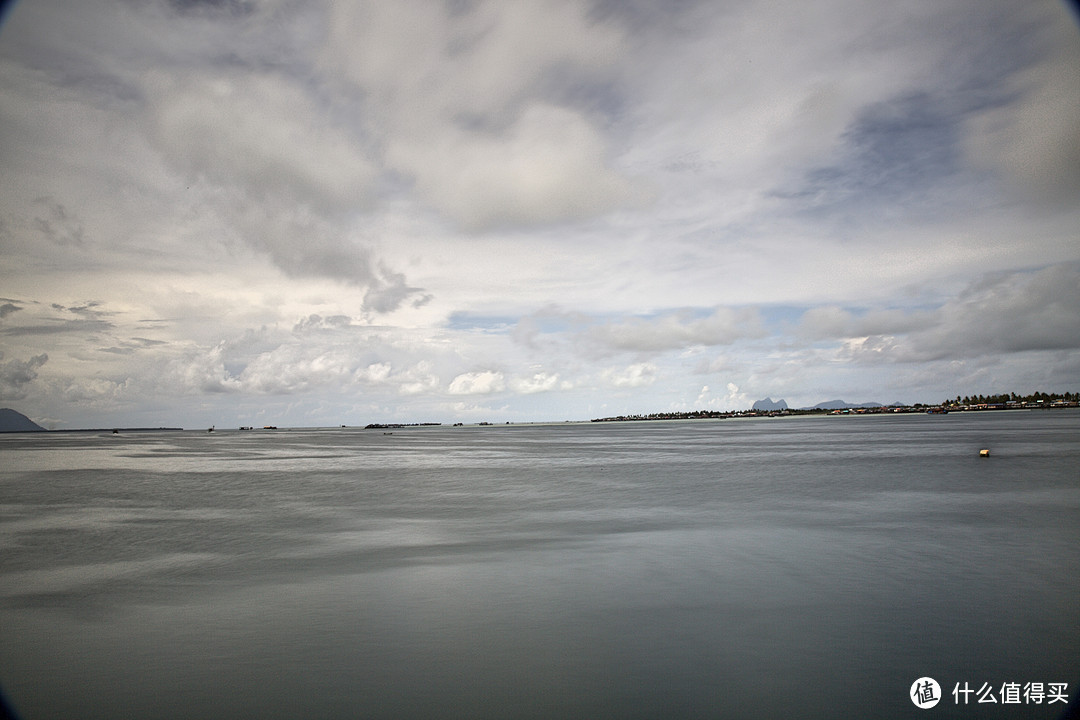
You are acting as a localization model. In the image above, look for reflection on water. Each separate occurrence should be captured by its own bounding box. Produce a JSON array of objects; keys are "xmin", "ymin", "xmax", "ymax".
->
[{"xmin": 1, "ymin": 412, "xmax": 1078, "ymax": 718}]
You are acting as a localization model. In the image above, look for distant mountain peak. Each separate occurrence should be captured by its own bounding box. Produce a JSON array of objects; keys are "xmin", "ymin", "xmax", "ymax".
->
[
  {"xmin": 752, "ymin": 397, "xmax": 788, "ymax": 411},
  {"xmin": 0, "ymin": 408, "xmax": 46, "ymax": 432},
  {"xmin": 803, "ymin": 399, "xmax": 883, "ymax": 410}
]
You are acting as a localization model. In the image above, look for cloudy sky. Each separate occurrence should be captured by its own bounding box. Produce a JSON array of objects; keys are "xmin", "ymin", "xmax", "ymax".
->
[{"xmin": 0, "ymin": 0, "xmax": 1078, "ymax": 429}]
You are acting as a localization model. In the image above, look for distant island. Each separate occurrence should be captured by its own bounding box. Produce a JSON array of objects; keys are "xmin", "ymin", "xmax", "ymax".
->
[
  {"xmin": 0, "ymin": 408, "xmax": 183, "ymax": 433},
  {"xmin": 0, "ymin": 408, "xmax": 46, "ymax": 432},
  {"xmin": 591, "ymin": 391, "xmax": 1079, "ymax": 422},
  {"xmin": 5, "ymin": 390, "xmax": 1077, "ymax": 432}
]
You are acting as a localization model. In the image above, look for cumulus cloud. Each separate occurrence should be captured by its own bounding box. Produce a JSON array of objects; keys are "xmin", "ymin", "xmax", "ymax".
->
[
  {"xmin": 601, "ymin": 362, "xmax": 657, "ymax": 388},
  {"xmin": 171, "ymin": 344, "xmax": 240, "ymax": 394},
  {"xmin": 396, "ymin": 361, "xmax": 440, "ymax": 396},
  {"xmin": 237, "ymin": 344, "xmax": 357, "ymax": 394},
  {"xmin": 293, "ymin": 314, "xmax": 353, "ymax": 333},
  {"xmin": 354, "ymin": 362, "xmax": 392, "ymax": 385},
  {"xmin": 448, "ymin": 371, "xmax": 506, "ymax": 395},
  {"xmin": 510, "ymin": 371, "xmax": 560, "ymax": 394},
  {"xmin": 723, "ymin": 382, "xmax": 749, "ymax": 409},
  {"xmin": 54, "ymin": 376, "xmax": 130, "ymax": 406},
  {"xmin": 692, "ymin": 381, "xmax": 750, "ymax": 409},
  {"xmin": 0, "ymin": 353, "xmax": 48, "ymax": 400}
]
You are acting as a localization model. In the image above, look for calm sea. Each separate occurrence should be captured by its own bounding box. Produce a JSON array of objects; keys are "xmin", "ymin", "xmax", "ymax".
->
[{"xmin": 1, "ymin": 411, "xmax": 1078, "ymax": 719}]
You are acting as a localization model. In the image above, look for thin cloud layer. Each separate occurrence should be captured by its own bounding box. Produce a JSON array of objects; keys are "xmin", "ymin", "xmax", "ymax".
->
[{"xmin": 0, "ymin": 0, "xmax": 1077, "ymax": 427}]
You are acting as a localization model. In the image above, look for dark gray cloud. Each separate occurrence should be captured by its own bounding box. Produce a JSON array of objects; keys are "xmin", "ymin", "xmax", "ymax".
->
[
  {"xmin": 803, "ymin": 262, "xmax": 1080, "ymax": 364},
  {"xmin": 33, "ymin": 198, "xmax": 86, "ymax": 247},
  {"xmin": 911, "ymin": 262, "xmax": 1080, "ymax": 358},
  {"xmin": 167, "ymin": 0, "xmax": 254, "ymax": 16},
  {"xmin": 362, "ymin": 266, "xmax": 428, "ymax": 314},
  {"xmin": 1, "ymin": 319, "xmax": 114, "ymax": 336},
  {"xmin": 0, "ymin": 303, "xmax": 22, "ymax": 318},
  {"xmin": 792, "ymin": 93, "xmax": 963, "ymax": 211},
  {"xmin": 772, "ymin": 0, "xmax": 1075, "ymax": 225},
  {"xmin": 64, "ymin": 302, "xmax": 111, "ymax": 318},
  {"xmin": 97, "ymin": 337, "xmax": 168, "ymax": 355},
  {"xmin": 1, "ymin": 302, "xmax": 114, "ymax": 336}
]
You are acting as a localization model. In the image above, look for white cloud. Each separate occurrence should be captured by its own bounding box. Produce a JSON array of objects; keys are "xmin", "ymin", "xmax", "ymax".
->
[
  {"xmin": 396, "ymin": 361, "xmax": 441, "ymax": 396},
  {"xmin": 170, "ymin": 344, "xmax": 240, "ymax": 395},
  {"xmin": 510, "ymin": 371, "xmax": 560, "ymax": 394},
  {"xmin": 448, "ymin": 371, "xmax": 506, "ymax": 395},
  {"xmin": 235, "ymin": 345, "xmax": 355, "ymax": 395},
  {"xmin": 723, "ymin": 382, "xmax": 749, "ymax": 409},
  {"xmin": 355, "ymin": 362, "xmax": 392, "ymax": 385},
  {"xmin": 602, "ymin": 362, "xmax": 658, "ymax": 389}
]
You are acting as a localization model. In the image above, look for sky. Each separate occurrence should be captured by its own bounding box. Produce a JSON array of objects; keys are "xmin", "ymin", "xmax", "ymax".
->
[{"xmin": 0, "ymin": 0, "xmax": 1078, "ymax": 429}]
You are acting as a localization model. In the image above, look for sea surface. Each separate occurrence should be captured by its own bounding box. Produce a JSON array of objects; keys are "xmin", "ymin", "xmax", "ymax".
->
[{"xmin": 1, "ymin": 411, "xmax": 1078, "ymax": 719}]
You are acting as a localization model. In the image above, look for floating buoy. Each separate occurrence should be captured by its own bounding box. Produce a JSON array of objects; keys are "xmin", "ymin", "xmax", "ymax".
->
[{"xmin": 979, "ymin": 449, "xmax": 990, "ymax": 457}]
